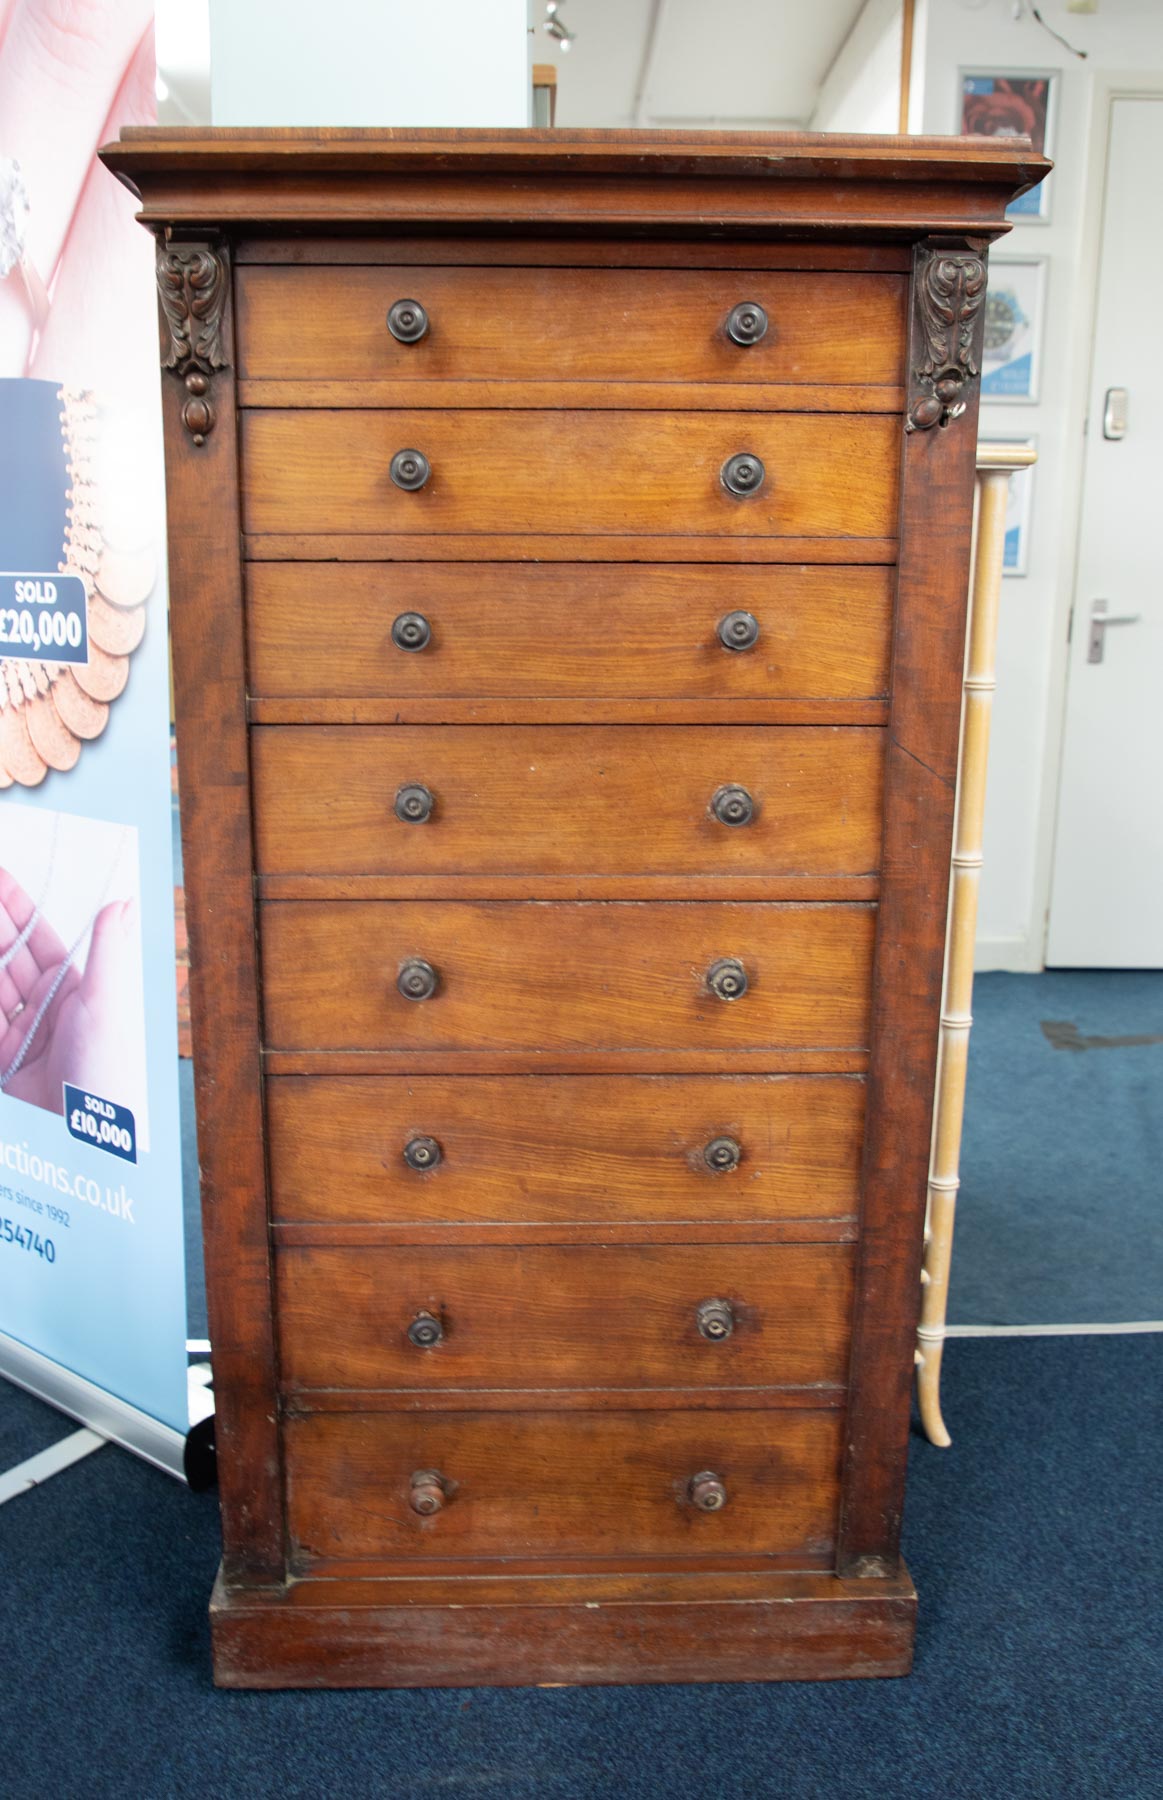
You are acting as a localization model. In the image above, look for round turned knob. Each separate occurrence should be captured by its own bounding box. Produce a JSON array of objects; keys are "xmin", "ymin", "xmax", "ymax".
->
[
  {"xmin": 390, "ymin": 448, "xmax": 431, "ymax": 491},
  {"xmin": 721, "ymin": 453, "xmax": 765, "ymax": 498},
  {"xmin": 706, "ymin": 957, "xmax": 748, "ymax": 1002},
  {"xmin": 409, "ymin": 1469, "xmax": 449, "ymax": 1516},
  {"xmin": 403, "ymin": 1134, "xmax": 442, "ymax": 1172},
  {"xmin": 696, "ymin": 1299, "xmax": 736, "ymax": 1341},
  {"xmin": 688, "ymin": 1471, "xmax": 728, "ymax": 1512},
  {"xmin": 395, "ymin": 783, "xmax": 435, "ymax": 824},
  {"xmin": 398, "ymin": 958, "xmax": 439, "ymax": 1001},
  {"xmin": 387, "ymin": 298, "xmax": 430, "ymax": 344},
  {"xmin": 711, "ymin": 784, "xmax": 754, "ymax": 828},
  {"xmin": 726, "ymin": 301, "xmax": 769, "ymax": 347},
  {"xmin": 391, "ymin": 611, "xmax": 431, "ymax": 653},
  {"xmin": 407, "ymin": 1310, "xmax": 444, "ymax": 1349},
  {"xmin": 717, "ymin": 610, "xmax": 760, "ymax": 653},
  {"xmin": 703, "ymin": 1134, "xmax": 742, "ymax": 1173}
]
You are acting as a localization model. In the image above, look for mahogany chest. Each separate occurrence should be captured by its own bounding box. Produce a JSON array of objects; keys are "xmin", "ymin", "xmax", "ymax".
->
[{"xmin": 101, "ymin": 128, "xmax": 1047, "ymax": 1689}]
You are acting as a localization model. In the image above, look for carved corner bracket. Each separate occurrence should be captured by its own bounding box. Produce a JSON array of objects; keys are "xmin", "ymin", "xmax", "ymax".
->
[
  {"xmin": 906, "ymin": 247, "xmax": 987, "ymax": 434},
  {"xmin": 156, "ymin": 242, "xmax": 229, "ymax": 447}
]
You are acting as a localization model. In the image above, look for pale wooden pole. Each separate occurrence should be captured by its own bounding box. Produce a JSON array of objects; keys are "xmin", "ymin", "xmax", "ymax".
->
[{"xmin": 916, "ymin": 442, "xmax": 1038, "ymax": 1446}]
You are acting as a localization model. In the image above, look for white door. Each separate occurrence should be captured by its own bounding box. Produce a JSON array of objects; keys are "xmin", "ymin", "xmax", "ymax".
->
[{"xmin": 1047, "ymin": 96, "xmax": 1163, "ymax": 967}]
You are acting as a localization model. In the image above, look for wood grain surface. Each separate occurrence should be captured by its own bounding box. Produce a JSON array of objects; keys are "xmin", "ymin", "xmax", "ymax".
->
[
  {"xmin": 284, "ymin": 1407, "xmax": 844, "ymax": 1563},
  {"xmin": 245, "ymin": 562, "xmax": 894, "ymax": 705},
  {"xmin": 250, "ymin": 725, "xmax": 885, "ymax": 881},
  {"xmin": 258, "ymin": 901, "xmax": 876, "ymax": 1055},
  {"xmin": 264, "ymin": 1072, "xmax": 865, "ymax": 1225},
  {"xmin": 239, "ymin": 410, "xmax": 900, "ymax": 539},
  {"xmin": 236, "ymin": 265, "xmax": 906, "ymax": 387},
  {"xmin": 275, "ymin": 1241, "xmax": 854, "ymax": 1392}
]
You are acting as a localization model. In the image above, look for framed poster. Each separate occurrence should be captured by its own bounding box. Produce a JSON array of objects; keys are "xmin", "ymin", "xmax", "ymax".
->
[
  {"xmin": 959, "ymin": 71, "xmax": 1057, "ymax": 221},
  {"xmin": 982, "ymin": 258, "xmax": 1046, "ymax": 402}
]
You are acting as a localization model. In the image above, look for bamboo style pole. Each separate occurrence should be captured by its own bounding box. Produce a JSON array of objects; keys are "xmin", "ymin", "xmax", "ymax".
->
[{"xmin": 916, "ymin": 442, "xmax": 1038, "ymax": 1447}]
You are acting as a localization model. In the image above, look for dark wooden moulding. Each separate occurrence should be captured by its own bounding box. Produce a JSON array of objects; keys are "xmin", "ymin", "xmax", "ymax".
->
[{"xmin": 100, "ymin": 128, "xmax": 1047, "ymax": 1689}]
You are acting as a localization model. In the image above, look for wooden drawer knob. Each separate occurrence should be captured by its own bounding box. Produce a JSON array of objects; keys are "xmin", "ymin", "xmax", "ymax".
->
[
  {"xmin": 398, "ymin": 958, "xmax": 439, "ymax": 1001},
  {"xmin": 706, "ymin": 957, "xmax": 748, "ymax": 1002},
  {"xmin": 726, "ymin": 301, "xmax": 769, "ymax": 346},
  {"xmin": 721, "ymin": 453, "xmax": 765, "ymax": 498},
  {"xmin": 688, "ymin": 1471, "xmax": 728, "ymax": 1512},
  {"xmin": 406, "ymin": 1310, "xmax": 444, "ymax": 1349},
  {"xmin": 403, "ymin": 1135, "xmax": 442, "ymax": 1171},
  {"xmin": 395, "ymin": 782, "xmax": 435, "ymax": 824},
  {"xmin": 390, "ymin": 448, "xmax": 431, "ymax": 491},
  {"xmin": 391, "ymin": 611, "xmax": 431, "ymax": 652},
  {"xmin": 387, "ymin": 298, "xmax": 429, "ymax": 344},
  {"xmin": 409, "ymin": 1469, "xmax": 450, "ymax": 1515},
  {"xmin": 717, "ymin": 609, "xmax": 760, "ymax": 652},
  {"xmin": 703, "ymin": 1135, "xmax": 742, "ymax": 1173},
  {"xmin": 711, "ymin": 784, "xmax": 754, "ymax": 828},
  {"xmin": 696, "ymin": 1299, "xmax": 735, "ymax": 1341}
]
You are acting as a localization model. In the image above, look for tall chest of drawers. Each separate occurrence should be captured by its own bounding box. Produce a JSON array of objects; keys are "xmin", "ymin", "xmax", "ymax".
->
[{"xmin": 102, "ymin": 128, "xmax": 1046, "ymax": 1689}]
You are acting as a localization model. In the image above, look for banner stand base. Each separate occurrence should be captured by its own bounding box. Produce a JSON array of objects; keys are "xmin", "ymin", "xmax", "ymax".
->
[{"xmin": 0, "ymin": 1328, "xmax": 187, "ymax": 1483}]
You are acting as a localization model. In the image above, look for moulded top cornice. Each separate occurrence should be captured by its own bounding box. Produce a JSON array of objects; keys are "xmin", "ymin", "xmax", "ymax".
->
[{"xmin": 98, "ymin": 127, "xmax": 1051, "ymax": 240}]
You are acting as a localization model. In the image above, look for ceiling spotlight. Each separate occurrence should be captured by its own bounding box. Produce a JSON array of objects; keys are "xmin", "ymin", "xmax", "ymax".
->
[{"xmin": 543, "ymin": 4, "xmax": 576, "ymax": 51}]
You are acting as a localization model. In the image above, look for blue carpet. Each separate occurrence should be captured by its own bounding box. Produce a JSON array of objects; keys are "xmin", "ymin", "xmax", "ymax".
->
[
  {"xmin": 0, "ymin": 1333, "xmax": 1159, "ymax": 1800},
  {"xmin": 954, "ymin": 970, "xmax": 1163, "ymax": 1324}
]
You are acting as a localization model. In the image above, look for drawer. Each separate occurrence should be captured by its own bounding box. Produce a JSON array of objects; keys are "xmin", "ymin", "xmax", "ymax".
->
[
  {"xmin": 251, "ymin": 727, "xmax": 885, "ymax": 881},
  {"xmin": 265, "ymin": 1074, "xmax": 865, "ymax": 1225},
  {"xmin": 284, "ymin": 1408, "xmax": 844, "ymax": 1563},
  {"xmin": 246, "ymin": 563, "xmax": 894, "ymax": 705},
  {"xmin": 240, "ymin": 410, "xmax": 899, "ymax": 540},
  {"xmin": 276, "ymin": 1243, "xmax": 854, "ymax": 1393},
  {"xmin": 236, "ymin": 264, "xmax": 906, "ymax": 388},
  {"xmin": 259, "ymin": 901, "xmax": 875, "ymax": 1054}
]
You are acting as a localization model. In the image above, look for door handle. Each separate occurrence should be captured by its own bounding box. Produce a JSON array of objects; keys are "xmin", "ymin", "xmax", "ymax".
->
[
  {"xmin": 1087, "ymin": 598, "xmax": 1142, "ymax": 663},
  {"xmin": 1102, "ymin": 387, "xmax": 1128, "ymax": 440}
]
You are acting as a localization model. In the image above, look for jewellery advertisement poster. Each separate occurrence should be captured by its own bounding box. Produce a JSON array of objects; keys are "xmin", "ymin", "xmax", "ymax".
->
[{"xmin": 0, "ymin": 3, "xmax": 188, "ymax": 1439}]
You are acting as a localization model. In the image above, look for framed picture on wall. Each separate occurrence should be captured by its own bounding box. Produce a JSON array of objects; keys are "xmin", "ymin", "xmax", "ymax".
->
[
  {"xmin": 987, "ymin": 435, "xmax": 1037, "ymax": 577},
  {"xmin": 958, "ymin": 70, "xmax": 1057, "ymax": 221},
  {"xmin": 982, "ymin": 258, "xmax": 1046, "ymax": 402}
]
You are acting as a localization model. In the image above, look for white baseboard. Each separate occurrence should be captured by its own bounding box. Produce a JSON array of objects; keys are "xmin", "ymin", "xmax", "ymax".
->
[{"xmin": 973, "ymin": 933, "xmax": 1045, "ymax": 974}]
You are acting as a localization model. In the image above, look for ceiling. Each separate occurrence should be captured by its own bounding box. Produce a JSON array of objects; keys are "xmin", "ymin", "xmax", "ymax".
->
[{"xmin": 535, "ymin": 0, "xmax": 871, "ymax": 129}]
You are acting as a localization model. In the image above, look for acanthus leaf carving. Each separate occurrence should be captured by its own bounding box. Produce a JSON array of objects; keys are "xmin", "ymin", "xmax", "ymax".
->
[
  {"xmin": 906, "ymin": 248, "xmax": 987, "ymax": 434},
  {"xmin": 156, "ymin": 243, "xmax": 229, "ymax": 447}
]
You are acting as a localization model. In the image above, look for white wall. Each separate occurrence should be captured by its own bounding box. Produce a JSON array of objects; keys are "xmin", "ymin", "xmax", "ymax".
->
[
  {"xmin": 209, "ymin": 0, "xmax": 530, "ymax": 127},
  {"xmin": 811, "ymin": 0, "xmax": 904, "ymax": 132},
  {"xmin": 919, "ymin": 0, "xmax": 1163, "ymax": 969}
]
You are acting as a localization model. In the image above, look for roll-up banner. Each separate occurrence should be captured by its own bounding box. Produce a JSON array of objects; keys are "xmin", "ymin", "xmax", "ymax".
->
[{"xmin": 0, "ymin": 4, "xmax": 189, "ymax": 1466}]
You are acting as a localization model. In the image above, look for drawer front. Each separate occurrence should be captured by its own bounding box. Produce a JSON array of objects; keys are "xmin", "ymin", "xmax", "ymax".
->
[
  {"xmin": 265, "ymin": 1074, "xmax": 865, "ymax": 1225},
  {"xmin": 246, "ymin": 563, "xmax": 894, "ymax": 704},
  {"xmin": 251, "ymin": 726, "xmax": 885, "ymax": 880},
  {"xmin": 285, "ymin": 1408, "xmax": 843, "ymax": 1562},
  {"xmin": 240, "ymin": 410, "xmax": 899, "ymax": 540},
  {"xmin": 236, "ymin": 265, "xmax": 906, "ymax": 387},
  {"xmin": 259, "ymin": 901, "xmax": 875, "ymax": 1053},
  {"xmin": 276, "ymin": 1243, "xmax": 854, "ymax": 1393}
]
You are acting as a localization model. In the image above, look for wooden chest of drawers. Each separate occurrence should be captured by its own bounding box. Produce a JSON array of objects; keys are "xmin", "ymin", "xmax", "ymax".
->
[{"xmin": 102, "ymin": 127, "xmax": 1047, "ymax": 1689}]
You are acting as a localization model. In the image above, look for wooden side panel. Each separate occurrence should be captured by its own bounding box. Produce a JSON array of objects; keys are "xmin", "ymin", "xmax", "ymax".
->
[
  {"xmin": 838, "ymin": 244, "xmax": 985, "ymax": 1575},
  {"xmin": 275, "ymin": 1242, "xmax": 855, "ymax": 1392},
  {"xmin": 258, "ymin": 901, "xmax": 876, "ymax": 1055},
  {"xmin": 264, "ymin": 1073, "xmax": 866, "ymax": 1225},
  {"xmin": 235, "ymin": 265, "xmax": 907, "ymax": 385},
  {"xmin": 250, "ymin": 726, "xmax": 885, "ymax": 881},
  {"xmin": 239, "ymin": 410, "xmax": 900, "ymax": 539},
  {"xmin": 157, "ymin": 244, "xmax": 283, "ymax": 1583},
  {"xmin": 284, "ymin": 1408, "xmax": 844, "ymax": 1563},
  {"xmin": 245, "ymin": 562, "xmax": 895, "ymax": 705}
]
